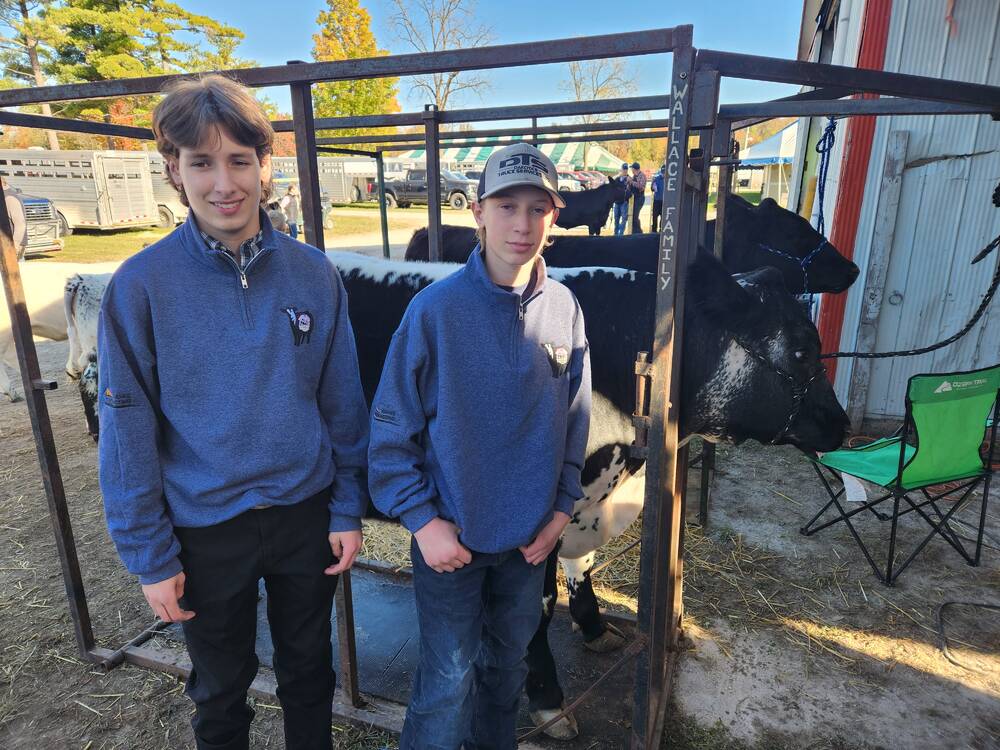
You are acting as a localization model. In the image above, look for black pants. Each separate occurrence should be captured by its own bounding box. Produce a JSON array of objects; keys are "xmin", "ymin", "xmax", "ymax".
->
[
  {"xmin": 176, "ymin": 490, "xmax": 338, "ymax": 750},
  {"xmin": 631, "ymin": 193, "xmax": 645, "ymax": 234},
  {"xmin": 651, "ymin": 199, "xmax": 663, "ymax": 233}
]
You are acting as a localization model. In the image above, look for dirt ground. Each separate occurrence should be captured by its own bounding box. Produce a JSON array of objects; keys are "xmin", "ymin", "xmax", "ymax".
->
[{"xmin": 1, "ymin": 338, "xmax": 997, "ymax": 749}]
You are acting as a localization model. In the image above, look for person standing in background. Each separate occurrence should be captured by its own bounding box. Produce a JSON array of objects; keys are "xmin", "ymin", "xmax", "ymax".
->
[
  {"xmin": 612, "ymin": 163, "xmax": 629, "ymax": 236},
  {"xmin": 628, "ymin": 161, "xmax": 647, "ymax": 234},
  {"xmin": 2, "ymin": 177, "xmax": 27, "ymax": 260},
  {"xmin": 650, "ymin": 166, "xmax": 664, "ymax": 233},
  {"xmin": 280, "ymin": 183, "xmax": 300, "ymax": 239}
]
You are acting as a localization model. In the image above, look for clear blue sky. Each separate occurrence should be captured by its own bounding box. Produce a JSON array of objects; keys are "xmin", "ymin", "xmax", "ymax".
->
[{"xmin": 184, "ymin": 0, "xmax": 805, "ymax": 123}]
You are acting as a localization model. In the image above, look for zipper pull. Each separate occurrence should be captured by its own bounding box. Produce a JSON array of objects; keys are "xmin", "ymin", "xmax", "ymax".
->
[
  {"xmin": 518, "ymin": 303, "xmax": 524, "ymax": 321},
  {"xmin": 240, "ymin": 271, "xmax": 248, "ymax": 289}
]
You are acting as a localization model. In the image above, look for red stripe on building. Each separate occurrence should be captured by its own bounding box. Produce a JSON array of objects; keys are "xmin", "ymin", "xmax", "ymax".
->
[{"xmin": 817, "ymin": 0, "xmax": 893, "ymax": 384}]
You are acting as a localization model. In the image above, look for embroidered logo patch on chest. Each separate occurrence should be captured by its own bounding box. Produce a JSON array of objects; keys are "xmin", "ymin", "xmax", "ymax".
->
[
  {"xmin": 542, "ymin": 343, "xmax": 570, "ymax": 378},
  {"xmin": 281, "ymin": 307, "xmax": 313, "ymax": 346}
]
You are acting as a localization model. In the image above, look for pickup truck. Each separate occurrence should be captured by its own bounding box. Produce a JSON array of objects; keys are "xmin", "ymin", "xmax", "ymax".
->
[
  {"xmin": 374, "ymin": 168, "xmax": 479, "ymax": 210},
  {"xmin": 3, "ymin": 187, "xmax": 63, "ymax": 259}
]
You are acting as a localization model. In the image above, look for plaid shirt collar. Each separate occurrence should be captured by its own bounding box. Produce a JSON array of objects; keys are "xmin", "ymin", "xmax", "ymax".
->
[{"xmin": 200, "ymin": 228, "xmax": 265, "ymax": 270}]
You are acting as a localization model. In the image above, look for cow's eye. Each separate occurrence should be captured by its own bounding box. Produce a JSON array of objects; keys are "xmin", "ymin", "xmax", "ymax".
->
[{"xmin": 794, "ymin": 350, "xmax": 807, "ymax": 362}]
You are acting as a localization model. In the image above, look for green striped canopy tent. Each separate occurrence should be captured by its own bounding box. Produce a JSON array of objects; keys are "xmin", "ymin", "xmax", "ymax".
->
[{"xmin": 393, "ymin": 139, "xmax": 625, "ymax": 171}]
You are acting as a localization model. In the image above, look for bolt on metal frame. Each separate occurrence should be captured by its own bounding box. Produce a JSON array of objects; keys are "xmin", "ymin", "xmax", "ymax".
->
[{"xmin": 1, "ymin": 24, "xmax": 999, "ymax": 749}]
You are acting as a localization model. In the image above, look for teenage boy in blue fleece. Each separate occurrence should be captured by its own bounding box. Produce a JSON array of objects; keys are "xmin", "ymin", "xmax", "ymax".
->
[
  {"xmin": 97, "ymin": 74, "xmax": 369, "ymax": 750},
  {"xmin": 369, "ymin": 143, "xmax": 591, "ymax": 750}
]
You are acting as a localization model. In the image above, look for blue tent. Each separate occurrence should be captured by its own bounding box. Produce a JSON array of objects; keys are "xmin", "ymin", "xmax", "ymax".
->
[{"xmin": 739, "ymin": 122, "xmax": 797, "ymax": 166}]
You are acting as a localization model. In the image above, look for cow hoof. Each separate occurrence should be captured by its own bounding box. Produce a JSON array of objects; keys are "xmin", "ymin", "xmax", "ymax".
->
[
  {"xmin": 6, "ymin": 391, "xmax": 23, "ymax": 403},
  {"xmin": 583, "ymin": 622, "xmax": 627, "ymax": 653},
  {"xmin": 530, "ymin": 705, "xmax": 579, "ymax": 740}
]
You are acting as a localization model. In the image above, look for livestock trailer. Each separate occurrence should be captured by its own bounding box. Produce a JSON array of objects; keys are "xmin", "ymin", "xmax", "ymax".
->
[
  {"xmin": 0, "ymin": 149, "xmax": 158, "ymax": 231},
  {"xmin": 271, "ymin": 155, "xmax": 375, "ymax": 203},
  {"xmin": 146, "ymin": 153, "xmax": 189, "ymax": 227}
]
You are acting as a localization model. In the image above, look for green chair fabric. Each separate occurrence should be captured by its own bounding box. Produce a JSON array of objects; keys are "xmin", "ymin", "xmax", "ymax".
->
[{"xmin": 803, "ymin": 364, "xmax": 999, "ymax": 585}]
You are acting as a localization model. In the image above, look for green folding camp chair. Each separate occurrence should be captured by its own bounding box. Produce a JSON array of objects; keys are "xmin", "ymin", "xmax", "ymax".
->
[{"xmin": 802, "ymin": 365, "xmax": 1000, "ymax": 585}]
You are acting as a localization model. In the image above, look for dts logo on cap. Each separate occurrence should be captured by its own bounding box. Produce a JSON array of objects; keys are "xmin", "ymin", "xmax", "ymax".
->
[{"xmin": 498, "ymin": 154, "xmax": 548, "ymax": 171}]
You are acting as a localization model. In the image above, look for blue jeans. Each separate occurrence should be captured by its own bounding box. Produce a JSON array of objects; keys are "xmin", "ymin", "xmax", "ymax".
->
[
  {"xmin": 401, "ymin": 538, "xmax": 546, "ymax": 750},
  {"xmin": 288, "ymin": 222, "xmax": 299, "ymax": 239},
  {"xmin": 613, "ymin": 202, "xmax": 628, "ymax": 236}
]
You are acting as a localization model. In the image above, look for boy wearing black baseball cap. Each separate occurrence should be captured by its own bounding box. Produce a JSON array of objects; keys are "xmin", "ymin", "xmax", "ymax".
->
[{"xmin": 369, "ymin": 143, "xmax": 591, "ymax": 748}]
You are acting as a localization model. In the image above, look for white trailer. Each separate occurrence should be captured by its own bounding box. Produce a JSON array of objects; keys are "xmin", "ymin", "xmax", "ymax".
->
[
  {"xmin": 146, "ymin": 153, "xmax": 189, "ymax": 227},
  {"xmin": 271, "ymin": 156, "xmax": 377, "ymax": 203},
  {"xmin": 0, "ymin": 149, "xmax": 159, "ymax": 232}
]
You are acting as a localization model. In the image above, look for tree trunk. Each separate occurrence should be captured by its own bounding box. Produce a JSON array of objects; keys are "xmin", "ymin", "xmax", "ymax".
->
[{"xmin": 18, "ymin": 0, "xmax": 60, "ymax": 150}]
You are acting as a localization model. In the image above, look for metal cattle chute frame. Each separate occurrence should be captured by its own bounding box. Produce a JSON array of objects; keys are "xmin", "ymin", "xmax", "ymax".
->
[{"xmin": 1, "ymin": 25, "xmax": 999, "ymax": 749}]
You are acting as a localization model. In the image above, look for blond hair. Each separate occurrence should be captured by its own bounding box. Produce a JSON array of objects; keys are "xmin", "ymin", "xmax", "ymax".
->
[{"xmin": 152, "ymin": 74, "xmax": 274, "ymax": 207}]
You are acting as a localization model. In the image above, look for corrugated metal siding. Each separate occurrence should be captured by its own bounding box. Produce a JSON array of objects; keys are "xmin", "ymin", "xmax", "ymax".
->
[{"xmin": 834, "ymin": 0, "xmax": 1000, "ymax": 418}]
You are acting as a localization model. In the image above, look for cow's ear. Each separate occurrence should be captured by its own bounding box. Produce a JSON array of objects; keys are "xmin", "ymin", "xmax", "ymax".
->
[
  {"xmin": 757, "ymin": 197, "xmax": 779, "ymax": 212},
  {"xmin": 687, "ymin": 248, "xmax": 756, "ymax": 323}
]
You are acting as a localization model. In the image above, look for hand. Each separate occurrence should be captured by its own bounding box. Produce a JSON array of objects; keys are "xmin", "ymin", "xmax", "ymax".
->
[
  {"xmin": 414, "ymin": 518, "xmax": 472, "ymax": 573},
  {"xmin": 326, "ymin": 530, "xmax": 363, "ymax": 575},
  {"xmin": 519, "ymin": 511, "xmax": 571, "ymax": 566},
  {"xmin": 142, "ymin": 572, "xmax": 195, "ymax": 623}
]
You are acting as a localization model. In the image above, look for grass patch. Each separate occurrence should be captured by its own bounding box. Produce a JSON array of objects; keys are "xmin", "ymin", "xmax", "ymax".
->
[
  {"xmin": 35, "ymin": 227, "xmax": 170, "ymax": 264},
  {"xmin": 326, "ymin": 211, "xmax": 428, "ymax": 237}
]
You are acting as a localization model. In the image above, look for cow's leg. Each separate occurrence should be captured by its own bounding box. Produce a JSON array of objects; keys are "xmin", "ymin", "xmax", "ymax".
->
[
  {"xmin": 562, "ymin": 553, "xmax": 627, "ymax": 653},
  {"xmin": 65, "ymin": 321, "xmax": 81, "ymax": 380},
  {"xmin": 525, "ymin": 542, "xmax": 579, "ymax": 740},
  {"xmin": 79, "ymin": 356, "xmax": 100, "ymax": 442},
  {"xmin": 0, "ymin": 340, "xmax": 23, "ymax": 402}
]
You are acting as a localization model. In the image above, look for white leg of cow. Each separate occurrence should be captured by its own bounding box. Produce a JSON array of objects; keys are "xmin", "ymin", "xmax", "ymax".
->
[
  {"xmin": 560, "ymin": 553, "xmax": 627, "ymax": 653},
  {"xmin": 0, "ymin": 338, "xmax": 23, "ymax": 402},
  {"xmin": 560, "ymin": 445, "xmax": 645, "ymax": 653}
]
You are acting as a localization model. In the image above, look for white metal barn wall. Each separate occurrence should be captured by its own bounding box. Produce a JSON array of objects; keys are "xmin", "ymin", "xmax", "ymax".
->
[{"xmin": 834, "ymin": 0, "xmax": 1000, "ymax": 419}]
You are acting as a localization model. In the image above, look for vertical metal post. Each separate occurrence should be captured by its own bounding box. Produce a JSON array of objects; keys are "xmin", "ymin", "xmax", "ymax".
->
[
  {"xmin": 531, "ymin": 116, "xmax": 539, "ymax": 147},
  {"xmin": 334, "ymin": 570, "xmax": 363, "ymax": 707},
  {"xmin": 691, "ymin": 128, "xmax": 717, "ymax": 532},
  {"xmin": 375, "ymin": 151, "xmax": 391, "ymax": 259},
  {"xmin": 630, "ymin": 28, "xmax": 696, "ymax": 750},
  {"xmin": 423, "ymin": 105, "xmax": 443, "ymax": 262},
  {"xmin": 288, "ymin": 61, "xmax": 325, "ymax": 250},
  {"xmin": 0, "ymin": 194, "xmax": 96, "ymax": 660}
]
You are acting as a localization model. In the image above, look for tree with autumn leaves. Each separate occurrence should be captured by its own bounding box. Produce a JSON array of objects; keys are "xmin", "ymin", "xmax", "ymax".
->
[
  {"xmin": 311, "ymin": 0, "xmax": 400, "ymax": 139},
  {"xmin": 0, "ymin": 0, "xmax": 254, "ymax": 150}
]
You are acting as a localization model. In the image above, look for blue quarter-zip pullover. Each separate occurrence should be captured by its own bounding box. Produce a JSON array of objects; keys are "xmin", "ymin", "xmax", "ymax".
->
[
  {"xmin": 98, "ymin": 211, "xmax": 370, "ymax": 584},
  {"xmin": 368, "ymin": 248, "xmax": 591, "ymax": 553}
]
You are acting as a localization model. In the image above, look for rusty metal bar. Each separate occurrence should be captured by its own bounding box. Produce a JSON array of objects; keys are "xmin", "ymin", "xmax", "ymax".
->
[
  {"xmin": 359, "ymin": 130, "xmax": 672, "ymax": 153},
  {"xmin": 0, "ymin": 110, "xmax": 152, "ymax": 139},
  {"xmin": 375, "ymin": 153, "xmax": 391, "ymax": 259},
  {"xmin": 282, "ymin": 95, "xmax": 673, "ymax": 134},
  {"xmin": 0, "ymin": 28, "xmax": 682, "ymax": 108},
  {"xmin": 721, "ymin": 96, "xmax": 994, "ymax": 121},
  {"xmin": 315, "ymin": 117, "xmax": 673, "ymax": 146},
  {"xmin": 0, "ymin": 188, "xmax": 96, "ymax": 660},
  {"xmin": 698, "ymin": 119, "xmax": 735, "ymax": 530},
  {"xmin": 334, "ymin": 571, "xmax": 363, "ymax": 707},
  {"xmin": 631, "ymin": 352, "xmax": 652, "ymax": 460},
  {"xmin": 288, "ymin": 67, "xmax": 325, "ymax": 250},
  {"xmin": 315, "ymin": 146, "xmax": 379, "ymax": 158},
  {"xmin": 423, "ymin": 105, "xmax": 443, "ymax": 262},
  {"xmin": 630, "ymin": 31, "xmax": 696, "ymax": 749},
  {"xmin": 698, "ymin": 48, "xmax": 1000, "ymax": 107},
  {"xmin": 101, "ymin": 642, "xmax": 410, "ymax": 735}
]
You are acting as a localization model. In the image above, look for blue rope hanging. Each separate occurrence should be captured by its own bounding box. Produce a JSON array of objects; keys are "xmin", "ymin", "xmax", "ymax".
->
[{"xmin": 814, "ymin": 116, "xmax": 837, "ymax": 236}]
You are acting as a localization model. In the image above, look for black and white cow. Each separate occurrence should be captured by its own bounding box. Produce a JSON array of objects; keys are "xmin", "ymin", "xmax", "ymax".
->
[
  {"xmin": 64, "ymin": 272, "xmax": 112, "ymax": 443},
  {"xmin": 555, "ymin": 180, "xmax": 627, "ymax": 235},
  {"xmin": 64, "ymin": 272, "xmax": 111, "ymax": 380},
  {"xmin": 332, "ymin": 249, "xmax": 848, "ymax": 737},
  {"xmin": 78, "ymin": 250, "xmax": 849, "ymax": 738},
  {"xmin": 404, "ymin": 195, "xmax": 861, "ymax": 295}
]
